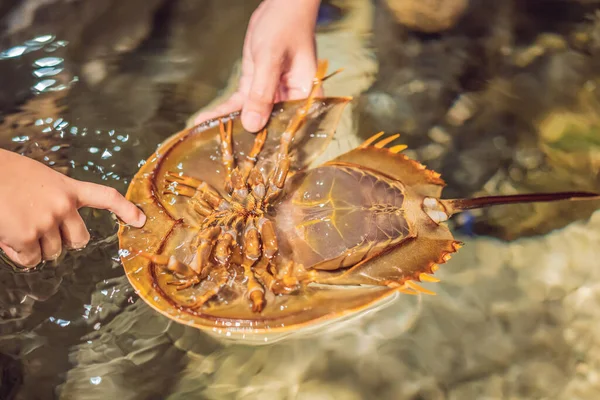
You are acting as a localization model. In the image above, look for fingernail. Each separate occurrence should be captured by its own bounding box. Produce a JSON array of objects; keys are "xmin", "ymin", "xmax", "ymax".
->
[{"xmin": 243, "ymin": 111, "xmax": 266, "ymax": 132}]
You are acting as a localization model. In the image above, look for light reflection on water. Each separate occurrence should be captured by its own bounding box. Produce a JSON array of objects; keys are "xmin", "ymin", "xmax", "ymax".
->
[
  {"xmin": 0, "ymin": 29, "xmax": 180, "ymax": 399},
  {"xmin": 0, "ymin": 1, "xmax": 272, "ymax": 396},
  {"xmin": 0, "ymin": 34, "xmax": 57, "ymax": 59}
]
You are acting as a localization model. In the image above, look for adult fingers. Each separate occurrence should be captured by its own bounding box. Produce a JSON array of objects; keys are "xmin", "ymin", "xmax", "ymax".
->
[
  {"xmin": 193, "ymin": 92, "xmax": 245, "ymax": 126},
  {"xmin": 40, "ymin": 227, "xmax": 62, "ymax": 260},
  {"xmin": 60, "ymin": 210, "xmax": 90, "ymax": 249},
  {"xmin": 283, "ymin": 53, "xmax": 321, "ymax": 100},
  {"xmin": 241, "ymin": 54, "xmax": 282, "ymax": 132},
  {"xmin": 75, "ymin": 181, "xmax": 146, "ymax": 228},
  {"xmin": 283, "ymin": 79, "xmax": 323, "ymax": 101},
  {"xmin": 1, "ymin": 241, "xmax": 42, "ymax": 268},
  {"xmin": 0, "ymin": 242, "xmax": 24, "ymax": 267}
]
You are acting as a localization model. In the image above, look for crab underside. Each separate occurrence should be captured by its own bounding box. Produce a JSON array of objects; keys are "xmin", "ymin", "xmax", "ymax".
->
[{"xmin": 118, "ymin": 60, "xmax": 463, "ymax": 333}]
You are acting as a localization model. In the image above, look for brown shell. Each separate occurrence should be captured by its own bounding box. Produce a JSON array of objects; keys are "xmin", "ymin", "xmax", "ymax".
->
[{"xmin": 117, "ymin": 97, "xmax": 461, "ymax": 340}]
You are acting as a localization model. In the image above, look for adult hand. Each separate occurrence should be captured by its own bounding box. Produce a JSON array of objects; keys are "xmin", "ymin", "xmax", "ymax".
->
[
  {"xmin": 0, "ymin": 149, "xmax": 146, "ymax": 268},
  {"xmin": 194, "ymin": 0, "xmax": 322, "ymax": 132}
]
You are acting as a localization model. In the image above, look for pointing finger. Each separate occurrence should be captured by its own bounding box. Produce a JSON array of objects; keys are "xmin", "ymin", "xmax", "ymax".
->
[{"xmin": 75, "ymin": 181, "xmax": 146, "ymax": 228}]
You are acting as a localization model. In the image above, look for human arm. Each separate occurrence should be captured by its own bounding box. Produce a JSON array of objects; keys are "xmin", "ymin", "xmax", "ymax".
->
[
  {"xmin": 194, "ymin": 0, "xmax": 322, "ymax": 132},
  {"xmin": 0, "ymin": 149, "xmax": 146, "ymax": 268}
]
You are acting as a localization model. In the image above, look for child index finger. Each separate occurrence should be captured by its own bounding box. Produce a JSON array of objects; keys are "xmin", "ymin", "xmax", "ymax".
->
[{"xmin": 75, "ymin": 181, "xmax": 146, "ymax": 228}]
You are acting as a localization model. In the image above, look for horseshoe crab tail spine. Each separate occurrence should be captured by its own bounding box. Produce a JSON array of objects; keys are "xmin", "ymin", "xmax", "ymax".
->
[{"xmin": 440, "ymin": 191, "xmax": 600, "ymax": 216}]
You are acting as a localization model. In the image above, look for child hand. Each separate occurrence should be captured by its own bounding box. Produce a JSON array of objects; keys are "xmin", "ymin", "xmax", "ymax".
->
[
  {"xmin": 0, "ymin": 149, "xmax": 146, "ymax": 268},
  {"xmin": 194, "ymin": 0, "xmax": 322, "ymax": 132}
]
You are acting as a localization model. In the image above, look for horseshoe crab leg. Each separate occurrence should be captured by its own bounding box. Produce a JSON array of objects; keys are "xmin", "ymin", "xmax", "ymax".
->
[
  {"xmin": 228, "ymin": 168, "xmax": 249, "ymax": 204},
  {"xmin": 189, "ymin": 264, "xmax": 230, "ymax": 310},
  {"xmin": 212, "ymin": 229, "xmax": 235, "ymax": 266},
  {"xmin": 164, "ymin": 172, "xmax": 231, "ymax": 212},
  {"xmin": 137, "ymin": 225, "xmax": 223, "ymax": 291},
  {"xmin": 136, "ymin": 252, "xmax": 200, "ymax": 290},
  {"xmin": 263, "ymin": 60, "xmax": 340, "ymax": 204},
  {"xmin": 237, "ymin": 128, "xmax": 268, "ymax": 207},
  {"xmin": 240, "ymin": 128, "xmax": 267, "ymax": 182},
  {"xmin": 246, "ymin": 168, "xmax": 266, "ymax": 209},
  {"xmin": 241, "ymin": 218, "xmax": 266, "ymax": 312},
  {"xmin": 218, "ymin": 119, "xmax": 235, "ymax": 178},
  {"xmin": 254, "ymin": 217, "xmax": 299, "ymax": 295},
  {"xmin": 169, "ymin": 276, "xmax": 200, "ymax": 291},
  {"xmin": 217, "ymin": 118, "xmax": 245, "ymax": 202},
  {"xmin": 240, "ymin": 217, "xmax": 300, "ymax": 311},
  {"xmin": 138, "ymin": 253, "xmax": 196, "ymax": 278},
  {"xmin": 218, "ymin": 117, "xmax": 268, "ymax": 205},
  {"xmin": 191, "ymin": 226, "xmax": 221, "ymax": 277},
  {"xmin": 254, "ymin": 259, "xmax": 299, "ymax": 295}
]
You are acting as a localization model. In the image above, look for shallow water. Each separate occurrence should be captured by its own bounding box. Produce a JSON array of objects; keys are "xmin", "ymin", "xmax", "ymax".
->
[{"xmin": 2, "ymin": 1, "xmax": 600, "ymax": 399}]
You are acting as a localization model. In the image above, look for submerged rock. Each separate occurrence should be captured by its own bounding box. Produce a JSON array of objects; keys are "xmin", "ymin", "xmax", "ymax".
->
[{"xmin": 383, "ymin": 0, "xmax": 469, "ymax": 33}]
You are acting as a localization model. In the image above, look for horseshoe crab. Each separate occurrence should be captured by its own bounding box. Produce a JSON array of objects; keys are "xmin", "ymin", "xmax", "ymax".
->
[{"xmin": 118, "ymin": 60, "xmax": 600, "ymax": 340}]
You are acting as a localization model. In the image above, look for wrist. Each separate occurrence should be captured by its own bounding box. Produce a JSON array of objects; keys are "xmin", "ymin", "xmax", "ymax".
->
[{"xmin": 266, "ymin": 0, "xmax": 321, "ymax": 19}]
